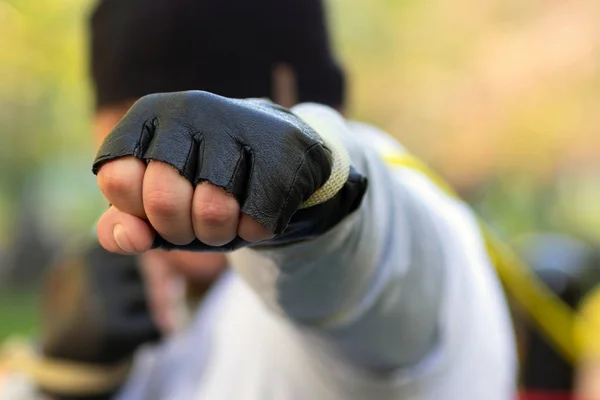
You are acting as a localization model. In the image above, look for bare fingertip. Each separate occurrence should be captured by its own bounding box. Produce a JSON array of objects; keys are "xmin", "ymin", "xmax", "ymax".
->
[
  {"xmin": 113, "ymin": 223, "xmax": 135, "ymax": 254},
  {"xmin": 113, "ymin": 222, "xmax": 154, "ymax": 254}
]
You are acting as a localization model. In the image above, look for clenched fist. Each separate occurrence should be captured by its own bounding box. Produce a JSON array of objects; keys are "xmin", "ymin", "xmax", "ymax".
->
[{"xmin": 93, "ymin": 92, "xmax": 367, "ymax": 253}]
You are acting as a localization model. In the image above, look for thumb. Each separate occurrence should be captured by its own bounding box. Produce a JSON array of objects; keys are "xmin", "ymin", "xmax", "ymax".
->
[{"xmin": 97, "ymin": 206, "xmax": 154, "ymax": 254}]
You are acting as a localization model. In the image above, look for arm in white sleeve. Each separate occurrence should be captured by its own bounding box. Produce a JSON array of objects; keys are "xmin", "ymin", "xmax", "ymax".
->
[{"xmin": 228, "ymin": 104, "xmax": 448, "ymax": 372}]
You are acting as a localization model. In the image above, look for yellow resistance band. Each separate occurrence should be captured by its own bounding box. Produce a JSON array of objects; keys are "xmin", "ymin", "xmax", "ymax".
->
[{"xmin": 383, "ymin": 153, "xmax": 595, "ymax": 364}]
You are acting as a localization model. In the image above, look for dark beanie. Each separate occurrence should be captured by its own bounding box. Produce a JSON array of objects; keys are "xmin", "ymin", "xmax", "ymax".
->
[{"xmin": 89, "ymin": 0, "xmax": 346, "ymax": 110}]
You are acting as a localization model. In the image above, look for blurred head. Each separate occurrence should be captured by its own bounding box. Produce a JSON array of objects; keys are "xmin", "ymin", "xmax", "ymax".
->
[
  {"xmin": 90, "ymin": 0, "xmax": 346, "ymax": 117},
  {"xmin": 89, "ymin": 0, "xmax": 345, "ymax": 321}
]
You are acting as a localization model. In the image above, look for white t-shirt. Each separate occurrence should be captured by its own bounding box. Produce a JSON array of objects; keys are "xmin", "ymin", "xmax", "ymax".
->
[{"xmin": 116, "ymin": 104, "xmax": 517, "ymax": 400}]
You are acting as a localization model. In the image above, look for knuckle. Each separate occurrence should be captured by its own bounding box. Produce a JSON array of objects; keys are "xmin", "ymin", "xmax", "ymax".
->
[
  {"xmin": 98, "ymin": 166, "xmax": 136, "ymax": 197},
  {"xmin": 144, "ymin": 189, "xmax": 185, "ymax": 218},
  {"xmin": 137, "ymin": 93, "xmax": 161, "ymax": 106},
  {"xmin": 191, "ymin": 90, "xmax": 210, "ymax": 102},
  {"xmin": 193, "ymin": 201, "xmax": 236, "ymax": 226}
]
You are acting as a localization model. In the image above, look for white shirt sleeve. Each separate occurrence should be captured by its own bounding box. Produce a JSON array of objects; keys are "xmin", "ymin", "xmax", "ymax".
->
[
  {"xmin": 116, "ymin": 103, "xmax": 516, "ymax": 400},
  {"xmin": 228, "ymin": 104, "xmax": 510, "ymax": 373}
]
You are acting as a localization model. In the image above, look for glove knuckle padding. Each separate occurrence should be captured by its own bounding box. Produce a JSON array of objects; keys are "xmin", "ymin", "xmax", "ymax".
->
[{"xmin": 93, "ymin": 91, "xmax": 367, "ymax": 251}]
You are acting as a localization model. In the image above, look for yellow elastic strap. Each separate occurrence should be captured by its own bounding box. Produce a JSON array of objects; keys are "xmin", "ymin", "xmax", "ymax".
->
[
  {"xmin": 481, "ymin": 223, "xmax": 576, "ymax": 362},
  {"xmin": 0, "ymin": 338, "xmax": 131, "ymax": 396},
  {"xmin": 383, "ymin": 153, "xmax": 584, "ymax": 363},
  {"xmin": 575, "ymin": 286, "xmax": 600, "ymax": 361}
]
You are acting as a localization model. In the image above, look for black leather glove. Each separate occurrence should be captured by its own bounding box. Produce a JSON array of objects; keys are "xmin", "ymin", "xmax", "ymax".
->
[
  {"xmin": 92, "ymin": 91, "xmax": 367, "ymax": 252},
  {"xmin": 39, "ymin": 242, "xmax": 160, "ymax": 399}
]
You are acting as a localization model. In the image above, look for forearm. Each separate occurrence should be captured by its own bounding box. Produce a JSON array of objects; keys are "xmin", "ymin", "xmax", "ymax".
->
[{"xmin": 228, "ymin": 105, "xmax": 444, "ymax": 371}]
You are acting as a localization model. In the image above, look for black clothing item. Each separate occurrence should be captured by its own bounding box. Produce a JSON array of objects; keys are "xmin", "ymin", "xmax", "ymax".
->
[
  {"xmin": 40, "ymin": 242, "xmax": 160, "ymax": 399},
  {"xmin": 90, "ymin": 0, "xmax": 345, "ymax": 110},
  {"xmin": 518, "ymin": 234, "xmax": 599, "ymax": 392},
  {"xmin": 42, "ymin": 244, "xmax": 159, "ymax": 364}
]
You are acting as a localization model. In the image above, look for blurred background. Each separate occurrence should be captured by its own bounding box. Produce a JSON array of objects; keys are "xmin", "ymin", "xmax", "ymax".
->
[{"xmin": 0, "ymin": 0, "xmax": 599, "ymax": 340}]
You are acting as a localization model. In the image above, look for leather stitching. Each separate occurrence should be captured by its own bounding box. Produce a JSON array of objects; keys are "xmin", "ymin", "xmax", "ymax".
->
[
  {"xmin": 134, "ymin": 117, "xmax": 156, "ymax": 159},
  {"xmin": 278, "ymin": 142, "xmax": 322, "ymax": 233}
]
